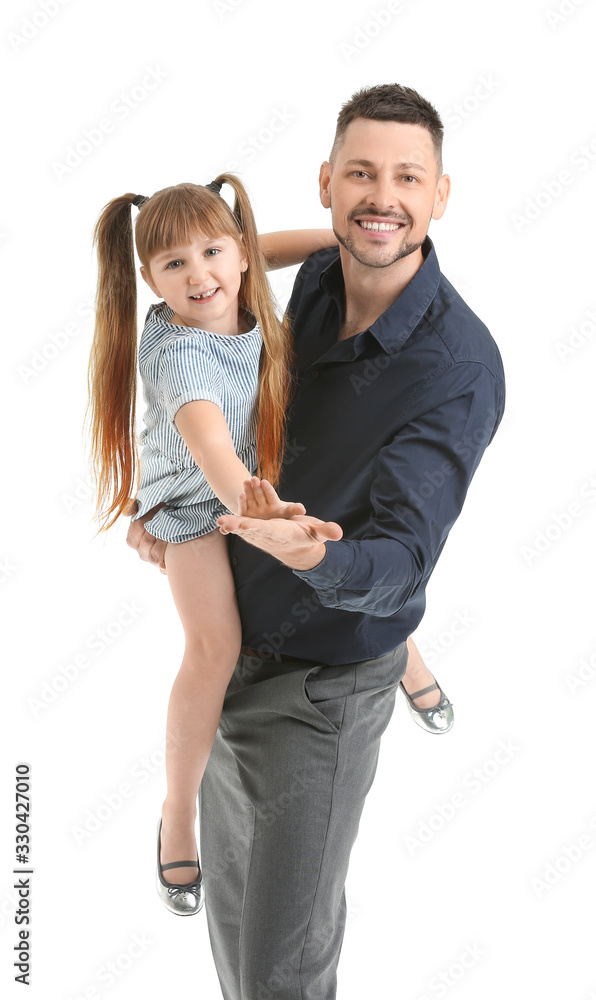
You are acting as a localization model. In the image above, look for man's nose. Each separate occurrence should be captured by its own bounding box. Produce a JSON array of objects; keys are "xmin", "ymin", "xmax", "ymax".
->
[{"xmin": 366, "ymin": 175, "xmax": 398, "ymax": 211}]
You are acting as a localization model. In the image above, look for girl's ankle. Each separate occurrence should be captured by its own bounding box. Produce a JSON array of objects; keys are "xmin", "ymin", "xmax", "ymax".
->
[{"xmin": 161, "ymin": 799, "xmax": 197, "ymax": 821}]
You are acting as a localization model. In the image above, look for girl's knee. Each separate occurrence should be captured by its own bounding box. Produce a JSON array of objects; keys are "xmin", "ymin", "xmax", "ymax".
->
[{"xmin": 182, "ymin": 634, "xmax": 241, "ymax": 671}]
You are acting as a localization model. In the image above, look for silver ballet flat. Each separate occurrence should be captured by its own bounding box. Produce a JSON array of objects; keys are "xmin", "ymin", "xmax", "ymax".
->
[
  {"xmin": 400, "ymin": 680, "xmax": 454, "ymax": 734},
  {"xmin": 156, "ymin": 818, "xmax": 204, "ymax": 916}
]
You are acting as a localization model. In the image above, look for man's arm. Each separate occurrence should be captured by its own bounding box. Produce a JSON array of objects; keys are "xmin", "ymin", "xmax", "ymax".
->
[
  {"xmin": 258, "ymin": 230, "xmax": 338, "ymax": 271},
  {"xmin": 218, "ymin": 361, "xmax": 504, "ymax": 616}
]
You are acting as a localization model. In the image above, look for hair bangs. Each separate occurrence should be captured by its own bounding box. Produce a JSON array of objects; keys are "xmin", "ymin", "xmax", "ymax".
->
[{"xmin": 135, "ymin": 184, "xmax": 241, "ymax": 266}]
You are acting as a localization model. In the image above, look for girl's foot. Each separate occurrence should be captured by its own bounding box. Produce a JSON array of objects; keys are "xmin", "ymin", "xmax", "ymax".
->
[
  {"xmin": 159, "ymin": 802, "xmax": 199, "ymax": 884},
  {"xmin": 402, "ymin": 638, "xmax": 442, "ymax": 709}
]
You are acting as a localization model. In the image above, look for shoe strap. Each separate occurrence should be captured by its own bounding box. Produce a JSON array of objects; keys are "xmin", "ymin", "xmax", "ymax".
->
[
  {"xmin": 406, "ymin": 682, "xmax": 439, "ymax": 700},
  {"xmin": 160, "ymin": 860, "xmax": 199, "ymax": 871}
]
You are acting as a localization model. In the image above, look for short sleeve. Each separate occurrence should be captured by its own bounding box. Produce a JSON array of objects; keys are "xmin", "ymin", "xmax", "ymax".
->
[{"xmin": 160, "ymin": 336, "xmax": 223, "ymax": 427}]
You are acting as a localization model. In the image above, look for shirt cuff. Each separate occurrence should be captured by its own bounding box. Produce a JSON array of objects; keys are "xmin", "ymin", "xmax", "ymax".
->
[{"xmin": 292, "ymin": 539, "xmax": 354, "ymax": 591}]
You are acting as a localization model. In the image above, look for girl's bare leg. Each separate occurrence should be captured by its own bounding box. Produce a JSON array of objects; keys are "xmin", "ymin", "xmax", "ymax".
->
[
  {"xmin": 401, "ymin": 637, "xmax": 442, "ymax": 709},
  {"xmin": 159, "ymin": 528, "xmax": 241, "ymax": 884}
]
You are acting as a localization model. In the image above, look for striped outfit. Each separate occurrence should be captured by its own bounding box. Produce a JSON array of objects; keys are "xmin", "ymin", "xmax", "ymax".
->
[{"xmin": 131, "ymin": 301, "xmax": 261, "ymax": 543}]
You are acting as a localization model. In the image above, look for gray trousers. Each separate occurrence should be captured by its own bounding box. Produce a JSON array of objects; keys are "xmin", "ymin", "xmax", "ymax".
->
[{"xmin": 198, "ymin": 641, "xmax": 408, "ymax": 1000}]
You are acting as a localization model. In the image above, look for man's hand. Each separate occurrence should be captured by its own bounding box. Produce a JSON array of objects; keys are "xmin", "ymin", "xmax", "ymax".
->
[
  {"xmin": 126, "ymin": 501, "xmax": 168, "ymax": 574},
  {"xmin": 216, "ymin": 511, "xmax": 343, "ymax": 572},
  {"xmin": 238, "ymin": 477, "xmax": 306, "ymax": 520}
]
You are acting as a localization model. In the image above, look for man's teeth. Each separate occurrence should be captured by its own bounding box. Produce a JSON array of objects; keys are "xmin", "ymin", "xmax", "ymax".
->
[
  {"xmin": 358, "ymin": 221, "xmax": 401, "ymax": 231},
  {"xmin": 190, "ymin": 289, "xmax": 217, "ymax": 300}
]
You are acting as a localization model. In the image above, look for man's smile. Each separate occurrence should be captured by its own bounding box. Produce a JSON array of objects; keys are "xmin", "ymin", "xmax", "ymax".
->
[
  {"xmin": 352, "ymin": 216, "xmax": 408, "ymax": 240},
  {"xmin": 356, "ymin": 218, "xmax": 403, "ymax": 232}
]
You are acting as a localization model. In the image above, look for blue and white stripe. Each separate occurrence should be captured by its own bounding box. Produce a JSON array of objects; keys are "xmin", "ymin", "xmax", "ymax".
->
[{"xmin": 132, "ymin": 302, "xmax": 261, "ymax": 542}]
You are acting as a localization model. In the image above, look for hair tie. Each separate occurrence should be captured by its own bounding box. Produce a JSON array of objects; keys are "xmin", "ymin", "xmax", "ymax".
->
[
  {"xmin": 132, "ymin": 194, "xmax": 148, "ymax": 207},
  {"xmin": 205, "ymin": 180, "xmax": 222, "ymax": 195}
]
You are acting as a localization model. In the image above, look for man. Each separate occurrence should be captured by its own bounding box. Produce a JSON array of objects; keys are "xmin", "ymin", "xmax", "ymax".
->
[{"xmin": 128, "ymin": 84, "xmax": 505, "ymax": 999}]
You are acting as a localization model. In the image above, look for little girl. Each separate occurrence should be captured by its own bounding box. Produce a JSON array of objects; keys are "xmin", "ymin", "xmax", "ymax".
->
[
  {"xmin": 87, "ymin": 174, "xmax": 452, "ymax": 918},
  {"xmin": 87, "ymin": 174, "xmax": 346, "ymax": 916}
]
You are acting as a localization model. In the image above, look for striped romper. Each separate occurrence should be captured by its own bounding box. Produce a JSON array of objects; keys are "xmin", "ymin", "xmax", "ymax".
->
[{"xmin": 131, "ymin": 301, "xmax": 262, "ymax": 543}]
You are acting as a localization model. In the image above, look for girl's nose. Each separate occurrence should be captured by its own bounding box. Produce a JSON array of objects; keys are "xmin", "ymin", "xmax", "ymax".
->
[
  {"xmin": 189, "ymin": 270, "xmax": 209, "ymax": 286},
  {"xmin": 188, "ymin": 258, "xmax": 210, "ymax": 284}
]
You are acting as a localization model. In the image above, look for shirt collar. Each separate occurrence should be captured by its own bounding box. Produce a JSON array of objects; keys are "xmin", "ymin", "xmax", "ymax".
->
[{"xmin": 318, "ymin": 236, "xmax": 441, "ymax": 355}]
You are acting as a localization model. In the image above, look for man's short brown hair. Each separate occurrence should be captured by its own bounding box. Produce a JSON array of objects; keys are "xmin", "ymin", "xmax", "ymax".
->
[{"xmin": 330, "ymin": 84, "xmax": 444, "ymax": 174}]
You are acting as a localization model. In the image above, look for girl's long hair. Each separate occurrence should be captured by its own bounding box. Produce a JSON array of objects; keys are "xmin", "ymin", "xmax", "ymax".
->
[{"xmin": 86, "ymin": 174, "xmax": 295, "ymax": 532}]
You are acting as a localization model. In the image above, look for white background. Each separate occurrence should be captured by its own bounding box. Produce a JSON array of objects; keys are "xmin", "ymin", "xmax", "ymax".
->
[{"xmin": 2, "ymin": 0, "xmax": 596, "ymax": 997}]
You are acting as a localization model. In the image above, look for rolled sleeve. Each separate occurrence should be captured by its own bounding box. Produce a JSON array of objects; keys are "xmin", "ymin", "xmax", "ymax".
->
[
  {"xmin": 160, "ymin": 337, "xmax": 223, "ymax": 428},
  {"xmin": 293, "ymin": 360, "xmax": 504, "ymax": 617}
]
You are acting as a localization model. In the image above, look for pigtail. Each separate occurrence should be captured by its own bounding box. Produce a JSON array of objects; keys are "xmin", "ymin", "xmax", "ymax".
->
[
  {"xmin": 86, "ymin": 194, "xmax": 140, "ymax": 532},
  {"xmin": 214, "ymin": 173, "xmax": 295, "ymax": 488}
]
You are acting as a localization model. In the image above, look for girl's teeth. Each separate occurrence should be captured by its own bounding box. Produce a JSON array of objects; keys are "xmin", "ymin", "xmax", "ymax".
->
[{"xmin": 191, "ymin": 289, "xmax": 217, "ymax": 300}]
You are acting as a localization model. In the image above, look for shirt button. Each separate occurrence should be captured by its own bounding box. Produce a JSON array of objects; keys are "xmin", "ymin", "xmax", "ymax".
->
[
  {"xmin": 232, "ymin": 557, "xmax": 238, "ymax": 566},
  {"xmin": 311, "ymin": 370, "xmax": 319, "ymax": 379}
]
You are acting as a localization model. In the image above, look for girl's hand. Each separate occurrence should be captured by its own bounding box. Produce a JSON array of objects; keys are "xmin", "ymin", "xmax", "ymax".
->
[{"xmin": 238, "ymin": 477, "xmax": 306, "ymax": 520}]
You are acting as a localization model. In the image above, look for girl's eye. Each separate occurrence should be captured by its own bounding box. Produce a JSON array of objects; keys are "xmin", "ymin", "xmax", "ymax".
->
[
  {"xmin": 165, "ymin": 260, "xmax": 183, "ymax": 269},
  {"xmin": 205, "ymin": 247, "xmax": 221, "ymax": 256}
]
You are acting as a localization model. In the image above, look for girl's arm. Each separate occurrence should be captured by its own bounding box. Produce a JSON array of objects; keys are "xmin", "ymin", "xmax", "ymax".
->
[
  {"xmin": 258, "ymin": 230, "xmax": 339, "ymax": 271},
  {"xmin": 174, "ymin": 400, "xmax": 304, "ymax": 518}
]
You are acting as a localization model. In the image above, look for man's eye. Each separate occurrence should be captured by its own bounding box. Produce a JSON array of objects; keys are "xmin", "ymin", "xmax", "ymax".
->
[
  {"xmin": 352, "ymin": 171, "xmax": 369, "ymax": 179},
  {"xmin": 403, "ymin": 176, "xmax": 417, "ymax": 183},
  {"xmin": 165, "ymin": 260, "xmax": 182, "ymax": 269}
]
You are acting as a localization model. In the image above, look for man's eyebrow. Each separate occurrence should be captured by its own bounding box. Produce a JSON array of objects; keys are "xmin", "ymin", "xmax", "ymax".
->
[{"xmin": 344, "ymin": 158, "xmax": 428, "ymax": 172}]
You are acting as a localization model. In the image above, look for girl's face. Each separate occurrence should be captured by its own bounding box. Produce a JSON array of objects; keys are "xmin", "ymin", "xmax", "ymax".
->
[{"xmin": 141, "ymin": 230, "xmax": 248, "ymax": 336}]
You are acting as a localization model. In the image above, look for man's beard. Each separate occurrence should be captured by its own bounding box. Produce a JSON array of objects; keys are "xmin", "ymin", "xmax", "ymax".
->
[{"xmin": 332, "ymin": 211, "xmax": 426, "ymax": 269}]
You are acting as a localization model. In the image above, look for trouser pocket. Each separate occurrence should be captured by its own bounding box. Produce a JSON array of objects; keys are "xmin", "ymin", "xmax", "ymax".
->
[{"xmin": 301, "ymin": 662, "xmax": 355, "ymax": 735}]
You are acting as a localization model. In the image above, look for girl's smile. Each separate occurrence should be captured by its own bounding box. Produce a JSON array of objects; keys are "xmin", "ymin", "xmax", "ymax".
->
[
  {"xmin": 141, "ymin": 232, "xmax": 248, "ymax": 336},
  {"xmin": 189, "ymin": 287, "xmax": 219, "ymax": 301}
]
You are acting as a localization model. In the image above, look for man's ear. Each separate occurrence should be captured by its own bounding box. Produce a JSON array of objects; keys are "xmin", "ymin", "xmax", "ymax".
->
[
  {"xmin": 140, "ymin": 265, "xmax": 161, "ymax": 298},
  {"xmin": 431, "ymin": 174, "xmax": 451, "ymax": 221},
  {"xmin": 319, "ymin": 161, "xmax": 332, "ymax": 210}
]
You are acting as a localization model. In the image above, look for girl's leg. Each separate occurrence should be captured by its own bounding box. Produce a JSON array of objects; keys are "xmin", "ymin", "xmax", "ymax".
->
[
  {"xmin": 401, "ymin": 636, "xmax": 442, "ymax": 709},
  {"xmin": 159, "ymin": 528, "xmax": 241, "ymax": 884}
]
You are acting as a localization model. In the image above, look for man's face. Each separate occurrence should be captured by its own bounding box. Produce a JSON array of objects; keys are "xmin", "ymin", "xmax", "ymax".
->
[{"xmin": 319, "ymin": 118, "xmax": 450, "ymax": 269}]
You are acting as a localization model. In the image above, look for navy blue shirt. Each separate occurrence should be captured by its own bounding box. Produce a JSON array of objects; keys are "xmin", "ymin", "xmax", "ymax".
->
[{"xmin": 229, "ymin": 237, "xmax": 505, "ymax": 666}]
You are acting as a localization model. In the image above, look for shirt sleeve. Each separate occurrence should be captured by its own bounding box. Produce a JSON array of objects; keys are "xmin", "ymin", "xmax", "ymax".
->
[
  {"xmin": 160, "ymin": 336, "xmax": 223, "ymax": 427},
  {"xmin": 293, "ymin": 360, "xmax": 504, "ymax": 617}
]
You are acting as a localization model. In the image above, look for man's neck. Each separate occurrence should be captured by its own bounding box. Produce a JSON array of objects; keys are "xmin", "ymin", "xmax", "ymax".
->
[{"xmin": 337, "ymin": 244, "xmax": 424, "ymax": 342}]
